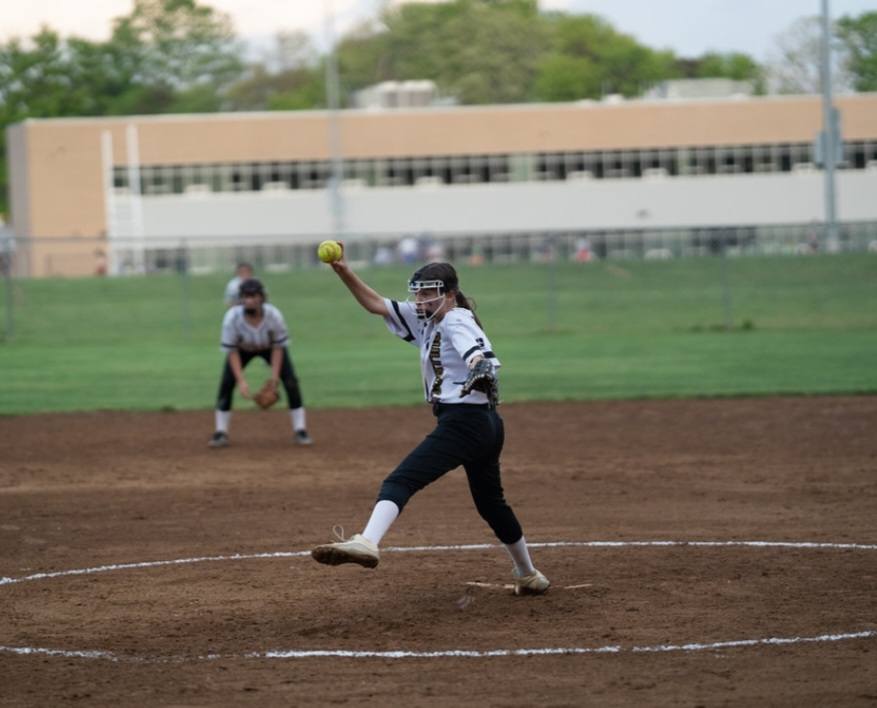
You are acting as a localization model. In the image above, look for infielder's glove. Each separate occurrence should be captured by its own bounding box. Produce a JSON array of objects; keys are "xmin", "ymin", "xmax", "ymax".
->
[
  {"xmin": 253, "ymin": 380, "xmax": 280, "ymax": 409},
  {"xmin": 459, "ymin": 358, "xmax": 499, "ymax": 408}
]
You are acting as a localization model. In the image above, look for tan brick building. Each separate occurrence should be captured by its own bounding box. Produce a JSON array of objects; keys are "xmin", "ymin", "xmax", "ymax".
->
[{"xmin": 6, "ymin": 93, "xmax": 877, "ymax": 277}]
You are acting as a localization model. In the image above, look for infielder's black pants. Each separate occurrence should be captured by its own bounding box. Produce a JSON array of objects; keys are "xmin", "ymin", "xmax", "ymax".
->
[
  {"xmin": 216, "ymin": 347, "xmax": 303, "ymax": 411},
  {"xmin": 377, "ymin": 403, "xmax": 524, "ymax": 545}
]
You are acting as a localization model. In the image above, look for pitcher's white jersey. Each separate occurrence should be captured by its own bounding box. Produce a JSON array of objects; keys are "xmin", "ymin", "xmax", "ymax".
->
[
  {"xmin": 220, "ymin": 303, "xmax": 290, "ymax": 353},
  {"xmin": 383, "ymin": 299, "xmax": 500, "ymax": 404}
]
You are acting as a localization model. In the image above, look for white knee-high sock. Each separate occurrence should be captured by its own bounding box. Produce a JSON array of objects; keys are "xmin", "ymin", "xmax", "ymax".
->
[
  {"xmin": 216, "ymin": 410, "xmax": 231, "ymax": 433},
  {"xmin": 362, "ymin": 500, "xmax": 400, "ymax": 546},
  {"xmin": 504, "ymin": 536, "xmax": 536, "ymax": 577},
  {"xmin": 291, "ymin": 407, "xmax": 306, "ymax": 431}
]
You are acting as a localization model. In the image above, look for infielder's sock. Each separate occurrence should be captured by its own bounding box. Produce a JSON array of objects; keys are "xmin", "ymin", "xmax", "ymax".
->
[
  {"xmin": 291, "ymin": 407, "xmax": 306, "ymax": 431},
  {"xmin": 216, "ymin": 410, "xmax": 231, "ymax": 433},
  {"xmin": 362, "ymin": 500, "xmax": 400, "ymax": 545},
  {"xmin": 504, "ymin": 536, "xmax": 536, "ymax": 577}
]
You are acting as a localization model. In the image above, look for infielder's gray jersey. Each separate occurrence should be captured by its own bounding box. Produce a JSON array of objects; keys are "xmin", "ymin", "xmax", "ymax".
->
[
  {"xmin": 383, "ymin": 299, "xmax": 500, "ymax": 405},
  {"xmin": 220, "ymin": 303, "xmax": 290, "ymax": 353}
]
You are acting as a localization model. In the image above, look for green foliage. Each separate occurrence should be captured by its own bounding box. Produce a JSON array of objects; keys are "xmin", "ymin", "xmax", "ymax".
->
[
  {"xmin": 109, "ymin": 0, "xmax": 245, "ymax": 90},
  {"xmin": 767, "ymin": 15, "xmax": 858, "ymax": 94},
  {"xmin": 362, "ymin": 0, "xmax": 550, "ymax": 105},
  {"xmin": 0, "ymin": 255, "xmax": 874, "ymax": 416},
  {"xmin": 536, "ymin": 15, "xmax": 621, "ymax": 100},
  {"xmin": 0, "ymin": 29, "xmax": 108, "ymax": 214},
  {"xmin": 534, "ymin": 54, "xmax": 602, "ymax": 102},
  {"xmin": 0, "ymin": 0, "xmax": 246, "ymax": 214},
  {"xmin": 225, "ymin": 65, "xmax": 325, "ymax": 112},
  {"xmin": 837, "ymin": 11, "xmax": 877, "ymax": 91},
  {"xmin": 2, "ymin": 2, "xmax": 877, "ymax": 212},
  {"xmin": 696, "ymin": 52, "xmax": 759, "ymax": 80},
  {"xmin": 225, "ymin": 32, "xmax": 325, "ymax": 111},
  {"xmin": 691, "ymin": 51, "xmax": 766, "ymax": 93}
]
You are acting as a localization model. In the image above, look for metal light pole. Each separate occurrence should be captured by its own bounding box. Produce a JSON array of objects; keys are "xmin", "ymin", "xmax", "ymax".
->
[
  {"xmin": 820, "ymin": 0, "xmax": 839, "ymax": 252},
  {"xmin": 324, "ymin": 0, "xmax": 345, "ymax": 241}
]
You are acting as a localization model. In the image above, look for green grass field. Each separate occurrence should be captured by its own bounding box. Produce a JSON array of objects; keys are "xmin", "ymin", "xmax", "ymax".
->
[{"xmin": 1, "ymin": 253, "xmax": 875, "ymax": 416}]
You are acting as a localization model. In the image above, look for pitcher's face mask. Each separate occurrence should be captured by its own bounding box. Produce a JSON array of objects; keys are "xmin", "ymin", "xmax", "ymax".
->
[{"xmin": 407, "ymin": 279, "xmax": 450, "ymax": 321}]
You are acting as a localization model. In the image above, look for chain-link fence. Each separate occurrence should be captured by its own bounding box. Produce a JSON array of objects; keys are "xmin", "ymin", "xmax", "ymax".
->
[{"xmin": 3, "ymin": 221, "xmax": 876, "ymax": 280}]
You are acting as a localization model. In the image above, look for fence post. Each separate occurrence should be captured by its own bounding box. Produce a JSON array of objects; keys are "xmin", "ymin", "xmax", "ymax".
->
[
  {"xmin": 720, "ymin": 230, "xmax": 733, "ymax": 330},
  {"xmin": 180, "ymin": 239, "xmax": 192, "ymax": 340},
  {"xmin": 547, "ymin": 233, "xmax": 558, "ymax": 332}
]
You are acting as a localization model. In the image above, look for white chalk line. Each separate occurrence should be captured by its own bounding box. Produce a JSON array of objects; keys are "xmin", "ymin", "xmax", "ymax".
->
[
  {"xmin": 1, "ymin": 540, "xmax": 875, "ymax": 663},
  {"xmin": 0, "ymin": 551, "xmax": 307, "ymax": 587},
  {"xmin": 4, "ymin": 540, "xmax": 876, "ymax": 587},
  {"xmin": 1, "ymin": 631, "xmax": 874, "ymax": 664}
]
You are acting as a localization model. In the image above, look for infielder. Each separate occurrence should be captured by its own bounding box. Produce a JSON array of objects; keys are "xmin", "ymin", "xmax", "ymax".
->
[
  {"xmin": 208, "ymin": 278, "xmax": 313, "ymax": 447},
  {"xmin": 311, "ymin": 250, "xmax": 549, "ymax": 595}
]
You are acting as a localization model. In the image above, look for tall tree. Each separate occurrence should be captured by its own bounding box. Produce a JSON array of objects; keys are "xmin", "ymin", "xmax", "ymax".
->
[
  {"xmin": 688, "ymin": 51, "xmax": 766, "ymax": 94},
  {"xmin": 108, "ymin": 0, "xmax": 245, "ymax": 100},
  {"xmin": 440, "ymin": 3, "xmax": 550, "ymax": 104},
  {"xmin": 0, "ymin": 1, "xmax": 250, "ymax": 215},
  {"xmin": 0, "ymin": 29, "xmax": 94, "ymax": 119},
  {"xmin": 0, "ymin": 29, "xmax": 110, "ymax": 216},
  {"xmin": 765, "ymin": 16, "xmax": 853, "ymax": 94},
  {"xmin": 535, "ymin": 14, "xmax": 676, "ymax": 101},
  {"xmin": 335, "ymin": 0, "xmax": 549, "ymax": 105},
  {"xmin": 836, "ymin": 11, "xmax": 877, "ymax": 91},
  {"xmin": 225, "ymin": 31, "xmax": 324, "ymax": 111}
]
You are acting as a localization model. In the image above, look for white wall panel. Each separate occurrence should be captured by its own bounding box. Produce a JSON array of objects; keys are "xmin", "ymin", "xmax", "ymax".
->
[{"xmin": 134, "ymin": 171, "xmax": 877, "ymax": 245}]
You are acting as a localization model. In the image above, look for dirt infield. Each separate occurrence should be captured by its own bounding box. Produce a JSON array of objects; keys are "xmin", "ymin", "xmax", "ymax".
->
[{"xmin": 1, "ymin": 397, "xmax": 876, "ymax": 707}]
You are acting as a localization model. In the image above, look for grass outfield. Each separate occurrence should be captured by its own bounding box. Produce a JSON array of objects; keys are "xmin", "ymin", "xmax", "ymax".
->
[{"xmin": 0, "ymin": 253, "xmax": 875, "ymax": 415}]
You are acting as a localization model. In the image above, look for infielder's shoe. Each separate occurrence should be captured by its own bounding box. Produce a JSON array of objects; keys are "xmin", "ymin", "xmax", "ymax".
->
[
  {"xmin": 294, "ymin": 430, "xmax": 313, "ymax": 446},
  {"xmin": 207, "ymin": 431, "xmax": 229, "ymax": 448},
  {"xmin": 513, "ymin": 568, "xmax": 550, "ymax": 596},
  {"xmin": 312, "ymin": 532, "xmax": 379, "ymax": 568}
]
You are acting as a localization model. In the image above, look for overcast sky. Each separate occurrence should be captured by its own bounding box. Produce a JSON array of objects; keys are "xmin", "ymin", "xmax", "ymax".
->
[{"xmin": 3, "ymin": 0, "xmax": 875, "ymax": 61}]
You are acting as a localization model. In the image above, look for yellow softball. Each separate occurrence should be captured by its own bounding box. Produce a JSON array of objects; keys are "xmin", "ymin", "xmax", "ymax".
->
[{"xmin": 317, "ymin": 240, "xmax": 342, "ymax": 264}]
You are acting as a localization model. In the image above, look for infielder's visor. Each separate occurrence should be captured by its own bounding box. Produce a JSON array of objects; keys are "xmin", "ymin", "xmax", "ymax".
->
[{"xmin": 239, "ymin": 278, "xmax": 266, "ymax": 297}]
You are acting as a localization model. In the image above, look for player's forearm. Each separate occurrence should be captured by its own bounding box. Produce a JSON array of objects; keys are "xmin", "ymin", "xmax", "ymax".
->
[
  {"xmin": 229, "ymin": 351, "xmax": 244, "ymax": 382},
  {"xmin": 334, "ymin": 263, "xmax": 388, "ymax": 315},
  {"xmin": 270, "ymin": 348, "xmax": 282, "ymax": 381}
]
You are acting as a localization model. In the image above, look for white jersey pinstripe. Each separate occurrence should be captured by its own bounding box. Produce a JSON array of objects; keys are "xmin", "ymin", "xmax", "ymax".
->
[
  {"xmin": 220, "ymin": 303, "xmax": 290, "ymax": 353},
  {"xmin": 383, "ymin": 298, "xmax": 500, "ymax": 404}
]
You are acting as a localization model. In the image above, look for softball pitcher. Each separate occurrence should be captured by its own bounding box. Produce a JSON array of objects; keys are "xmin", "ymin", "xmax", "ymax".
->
[
  {"xmin": 208, "ymin": 278, "xmax": 312, "ymax": 448},
  {"xmin": 311, "ymin": 249, "xmax": 549, "ymax": 595}
]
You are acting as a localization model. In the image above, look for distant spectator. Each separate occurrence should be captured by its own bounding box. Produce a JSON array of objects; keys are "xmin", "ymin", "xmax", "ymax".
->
[
  {"xmin": 373, "ymin": 245, "xmax": 395, "ymax": 266},
  {"xmin": 423, "ymin": 235, "xmax": 445, "ymax": 261},
  {"xmin": 224, "ymin": 262, "xmax": 254, "ymax": 308},
  {"xmin": 575, "ymin": 237, "xmax": 593, "ymax": 262},
  {"xmin": 805, "ymin": 223, "xmax": 820, "ymax": 254},
  {"xmin": 94, "ymin": 249, "xmax": 108, "ymax": 276},
  {"xmin": 397, "ymin": 236, "xmax": 419, "ymax": 265},
  {"xmin": 0, "ymin": 218, "xmax": 14, "ymax": 276}
]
